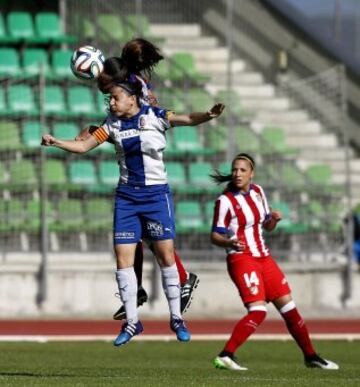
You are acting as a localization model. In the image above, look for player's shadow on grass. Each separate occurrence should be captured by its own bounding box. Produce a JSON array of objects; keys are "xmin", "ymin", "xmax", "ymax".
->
[{"xmin": 0, "ymin": 372, "xmax": 74, "ymax": 378}]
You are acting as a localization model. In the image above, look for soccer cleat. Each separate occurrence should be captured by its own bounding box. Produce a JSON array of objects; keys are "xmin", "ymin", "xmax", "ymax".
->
[
  {"xmin": 170, "ymin": 318, "xmax": 191, "ymax": 342},
  {"xmin": 113, "ymin": 320, "xmax": 143, "ymax": 347},
  {"xmin": 181, "ymin": 273, "xmax": 200, "ymax": 314},
  {"xmin": 305, "ymin": 354, "xmax": 339, "ymax": 370},
  {"xmin": 213, "ymin": 356, "xmax": 248, "ymax": 371},
  {"xmin": 113, "ymin": 287, "xmax": 148, "ymax": 321}
]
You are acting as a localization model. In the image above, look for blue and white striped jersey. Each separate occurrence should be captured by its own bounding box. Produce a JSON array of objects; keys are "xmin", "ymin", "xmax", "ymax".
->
[{"xmin": 93, "ymin": 105, "xmax": 173, "ymax": 186}]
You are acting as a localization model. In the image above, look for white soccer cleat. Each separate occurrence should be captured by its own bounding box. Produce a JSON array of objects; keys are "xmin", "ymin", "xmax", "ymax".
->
[
  {"xmin": 305, "ymin": 354, "xmax": 339, "ymax": 370},
  {"xmin": 213, "ymin": 356, "xmax": 248, "ymax": 371}
]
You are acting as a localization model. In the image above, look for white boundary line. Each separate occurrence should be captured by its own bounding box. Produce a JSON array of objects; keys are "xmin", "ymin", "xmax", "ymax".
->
[{"xmin": 0, "ymin": 333, "xmax": 360, "ymax": 342}]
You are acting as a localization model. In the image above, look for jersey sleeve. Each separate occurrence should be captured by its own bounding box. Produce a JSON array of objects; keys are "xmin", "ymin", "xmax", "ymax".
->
[
  {"xmin": 211, "ymin": 196, "xmax": 232, "ymax": 234},
  {"xmin": 257, "ymin": 184, "xmax": 272, "ymax": 222},
  {"xmin": 151, "ymin": 106, "xmax": 174, "ymax": 130}
]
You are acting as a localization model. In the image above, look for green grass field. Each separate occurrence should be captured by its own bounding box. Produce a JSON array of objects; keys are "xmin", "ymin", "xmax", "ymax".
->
[{"xmin": 0, "ymin": 340, "xmax": 358, "ymax": 386}]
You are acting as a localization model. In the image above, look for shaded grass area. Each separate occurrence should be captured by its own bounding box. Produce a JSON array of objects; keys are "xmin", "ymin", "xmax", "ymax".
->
[{"xmin": 0, "ymin": 340, "xmax": 359, "ymax": 386}]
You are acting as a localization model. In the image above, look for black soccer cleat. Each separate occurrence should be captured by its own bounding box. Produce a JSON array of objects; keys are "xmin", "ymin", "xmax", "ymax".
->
[
  {"xmin": 113, "ymin": 287, "xmax": 148, "ymax": 321},
  {"xmin": 180, "ymin": 273, "xmax": 200, "ymax": 314},
  {"xmin": 304, "ymin": 354, "xmax": 339, "ymax": 370}
]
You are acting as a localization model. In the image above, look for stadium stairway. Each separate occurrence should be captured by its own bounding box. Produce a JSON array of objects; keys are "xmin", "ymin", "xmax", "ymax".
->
[{"xmin": 152, "ymin": 23, "xmax": 360, "ymax": 203}]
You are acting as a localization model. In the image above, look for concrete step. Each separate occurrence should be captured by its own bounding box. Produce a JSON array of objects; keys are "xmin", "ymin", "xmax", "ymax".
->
[
  {"xmin": 161, "ymin": 36, "xmax": 219, "ymax": 49},
  {"xmin": 207, "ymin": 84, "xmax": 275, "ymax": 98},
  {"xmin": 197, "ymin": 60, "xmax": 247, "ymax": 74},
  {"xmin": 241, "ymin": 97, "xmax": 291, "ymax": 111},
  {"xmin": 163, "ymin": 46, "xmax": 230, "ymax": 61},
  {"xmin": 286, "ymin": 134, "xmax": 338, "ymax": 148},
  {"xmin": 254, "ymin": 109, "xmax": 309, "ymax": 123},
  {"xmin": 280, "ymin": 121, "xmax": 323, "ymax": 135},
  {"xmin": 299, "ymin": 147, "xmax": 348, "ymax": 161},
  {"xmin": 333, "ymin": 173, "xmax": 360, "ymax": 184},
  {"xmin": 209, "ymin": 72, "xmax": 264, "ymax": 85},
  {"xmin": 328, "ymin": 159, "xmax": 360, "ymax": 173},
  {"xmin": 151, "ymin": 23, "xmax": 201, "ymax": 37}
]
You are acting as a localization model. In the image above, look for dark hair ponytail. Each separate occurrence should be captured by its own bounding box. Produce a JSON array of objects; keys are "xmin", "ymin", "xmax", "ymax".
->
[
  {"xmin": 210, "ymin": 152, "xmax": 256, "ymax": 187},
  {"xmin": 121, "ymin": 38, "xmax": 164, "ymax": 78}
]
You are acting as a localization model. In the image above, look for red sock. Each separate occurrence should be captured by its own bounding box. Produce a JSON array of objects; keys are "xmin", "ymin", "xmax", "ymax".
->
[
  {"xmin": 281, "ymin": 307, "xmax": 316, "ymax": 357},
  {"xmin": 174, "ymin": 250, "xmax": 187, "ymax": 285},
  {"xmin": 134, "ymin": 242, "xmax": 144, "ymax": 286},
  {"xmin": 224, "ymin": 310, "xmax": 266, "ymax": 354}
]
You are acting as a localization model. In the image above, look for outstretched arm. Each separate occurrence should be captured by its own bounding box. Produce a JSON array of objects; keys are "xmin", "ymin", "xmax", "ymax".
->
[
  {"xmin": 169, "ymin": 103, "xmax": 225, "ymax": 127},
  {"xmin": 41, "ymin": 133, "xmax": 98, "ymax": 153}
]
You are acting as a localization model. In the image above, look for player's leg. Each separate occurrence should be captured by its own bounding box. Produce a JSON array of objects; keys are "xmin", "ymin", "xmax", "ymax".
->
[
  {"xmin": 264, "ymin": 256, "xmax": 339, "ymax": 370},
  {"xmin": 151, "ymin": 239, "xmax": 190, "ymax": 342},
  {"xmin": 273, "ymin": 295, "xmax": 339, "ymax": 370},
  {"xmin": 113, "ymin": 241, "xmax": 148, "ymax": 320},
  {"xmin": 214, "ymin": 255, "xmax": 266, "ymax": 370},
  {"xmin": 148, "ymin": 242, "xmax": 200, "ymax": 314},
  {"xmin": 112, "ymin": 195, "xmax": 143, "ymax": 346}
]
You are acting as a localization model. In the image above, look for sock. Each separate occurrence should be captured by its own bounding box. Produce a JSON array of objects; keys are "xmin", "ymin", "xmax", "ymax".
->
[
  {"xmin": 280, "ymin": 301, "xmax": 316, "ymax": 357},
  {"xmin": 115, "ymin": 267, "xmax": 138, "ymax": 324},
  {"xmin": 224, "ymin": 306, "xmax": 267, "ymax": 354},
  {"xmin": 160, "ymin": 263, "xmax": 181, "ymax": 320},
  {"xmin": 174, "ymin": 250, "xmax": 188, "ymax": 285},
  {"xmin": 134, "ymin": 242, "xmax": 144, "ymax": 287}
]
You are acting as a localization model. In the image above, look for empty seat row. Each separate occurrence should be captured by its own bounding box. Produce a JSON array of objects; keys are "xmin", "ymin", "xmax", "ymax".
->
[
  {"xmin": 0, "ymin": 12, "xmax": 76, "ymax": 44},
  {"xmin": 0, "ymin": 85, "xmax": 107, "ymax": 117},
  {"xmin": 0, "ymin": 48, "xmax": 74, "ymax": 79}
]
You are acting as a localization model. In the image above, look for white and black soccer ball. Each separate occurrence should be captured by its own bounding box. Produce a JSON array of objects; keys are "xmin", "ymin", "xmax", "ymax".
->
[{"xmin": 70, "ymin": 45, "xmax": 105, "ymax": 80}]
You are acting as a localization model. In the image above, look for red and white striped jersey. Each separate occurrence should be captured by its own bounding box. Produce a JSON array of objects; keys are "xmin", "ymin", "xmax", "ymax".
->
[{"xmin": 212, "ymin": 183, "xmax": 272, "ymax": 257}]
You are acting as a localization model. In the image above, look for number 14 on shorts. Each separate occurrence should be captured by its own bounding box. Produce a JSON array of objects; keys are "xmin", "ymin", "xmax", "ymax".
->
[{"xmin": 244, "ymin": 271, "xmax": 259, "ymax": 295}]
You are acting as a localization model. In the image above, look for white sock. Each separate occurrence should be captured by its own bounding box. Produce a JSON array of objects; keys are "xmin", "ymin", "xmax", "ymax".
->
[
  {"xmin": 160, "ymin": 263, "xmax": 181, "ymax": 320},
  {"xmin": 115, "ymin": 267, "xmax": 138, "ymax": 324}
]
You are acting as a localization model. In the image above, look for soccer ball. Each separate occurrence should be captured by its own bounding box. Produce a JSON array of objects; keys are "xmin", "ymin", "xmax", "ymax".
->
[{"xmin": 70, "ymin": 45, "xmax": 105, "ymax": 80}]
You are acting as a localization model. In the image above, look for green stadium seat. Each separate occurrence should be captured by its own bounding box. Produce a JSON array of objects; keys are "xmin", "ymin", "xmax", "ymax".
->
[
  {"xmin": 98, "ymin": 14, "xmax": 125, "ymax": 42},
  {"xmin": 216, "ymin": 90, "xmax": 242, "ymax": 115},
  {"xmin": 271, "ymin": 201, "xmax": 308, "ymax": 234},
  {"xmin": 22, "ymin": 48, "xmax": 50, "ymax": 76},
  {"xmin": 9, "ymin": 159, "xmax": 37, "ymax": 185},
  {"xmin": 218, "ymin": 161, "xmax": 231, "ymax": 175},
  {"xmin": 34, "ymin": 12, "xmax": 76, "ymax": 43},
  {"xmin": 235, "ymin": 126, "xmax": 261, "ymax": 153},
  {"xmin": 154, "ymin": 60, "xmax": 169, "ymax": 81},
  {"xmin": 51, "ymin": 49, "xmax": 73, "ymax": 79},
  {"xmin": 7, "ymin": 12, "xmax": 42, "ymax": 43},
  {"xmin": 262, "ymin": 127, "xmax": 297, "ymax": 156},
  {"xmin": 159, "ymin": 89, "xmax": 186, "ymax": 112},
  {"xmin": 172, "ymin": 126, "xmax": 201, "ymax": 153},
  {"xmin": 204, "ymin": 201, "xmax": 215, "ymax": 225},
  {"xmin": 170, "ymin": 53, "xmax": 209, "ymax": 83},
  {"xmin": 97, "ymin": 91, "xmax": 109, "ymax": 115},
  {"xmin": 188, "ymin": 88, "xmax": 214, "ymax": 111},
  {"xmin": 22, "ymin": 121, "xmax": 46, "ymax": 148},
  {"xmin": 67, "ymin": 86, "xmax": 96, "ymax": 116},
  {"xmin": 188, "ymin": 162, "xmax": 216, "ymax": 193},
  {"xmin": 69, "ymin": 160, "xmax": 97, "ymax": 184},
  {"xmin": 207, "ymin": 124, "xmax": 227, "ymax": 152},
  {"xmin": 0, "ymin": 87, "xmax": 6, "ymax": 115},
  {"xmin": 0, "ymin": 199, "xmax": 24, "ymax": 231},
  {"xmin": 25, "ymin": 200, "xmax": 55, "ymax": 231},
  {"xmin": 176, "ymin": 201, "xmax": 206, "ymax": 232},
  {"xmin": 124, "ymin": 14, "xmax": 164, "ymax": 43},
  {"xmin": 84, "ymin": 199, "xmax": 112, "ymax": 230},
  {"xmin": 53, "ymin": 122, "xmax": 79, "ymax": 139},
  {"xmin": 54, "ymin": 199, "xmax": 83, "ymax": 231},
  {"xmin": 0, "ymin": 13, "xmax": 18, "ymax": 43},
  {"xmin": 0, "ymin": 161, "xmax": 6, "ymax": 183},
  {"xmin": 8, "ymin": 84, "xmax": 38, "ymax": 115},
  {"xmin": 278, "ymin": 163, "xmax": 306, "ymax": 189},
  {"xmin": 0, "ymin": 121, "xmax": 21, "ymax": 150},
  {"xmin": 0, "ymin": 48, "xmax": 21, "ymax": 77},
  {"xmin": 98, "ymin": 160, "xmax": 119, "ymax": 185},
  {"xmin": 44, "ymin": 85, "xmax": 67, "ymax": 115},
  {"xmin": 166, "ymin": 162, "xmax": 187, "ymax": 190},
  {"xmin": 45, "ymin": 159, "xmax": 67, "ymax": 185},
  {"xmin": 306, "ymin": 164, "xmax": 333, "ymax": 185}
]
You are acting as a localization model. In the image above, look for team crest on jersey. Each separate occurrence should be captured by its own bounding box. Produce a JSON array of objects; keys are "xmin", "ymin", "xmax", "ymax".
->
[
  {"xmin": 250, "ymin": 286, "xmax": 259, "ymax": 295},
  {"xmin": 282, "ymin": 278, "xmax": 287, "ymax": 285},
  {"xmin": 146, "ymin": 221, "xmax": 164, "ymax": 237},
  {"xmin": 255, "ymin": 193, "xmax": 263, "ymax": 203},
  {"xmin": 139, "ymin": 115, "xmax": 146, "ymax": 128}
]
